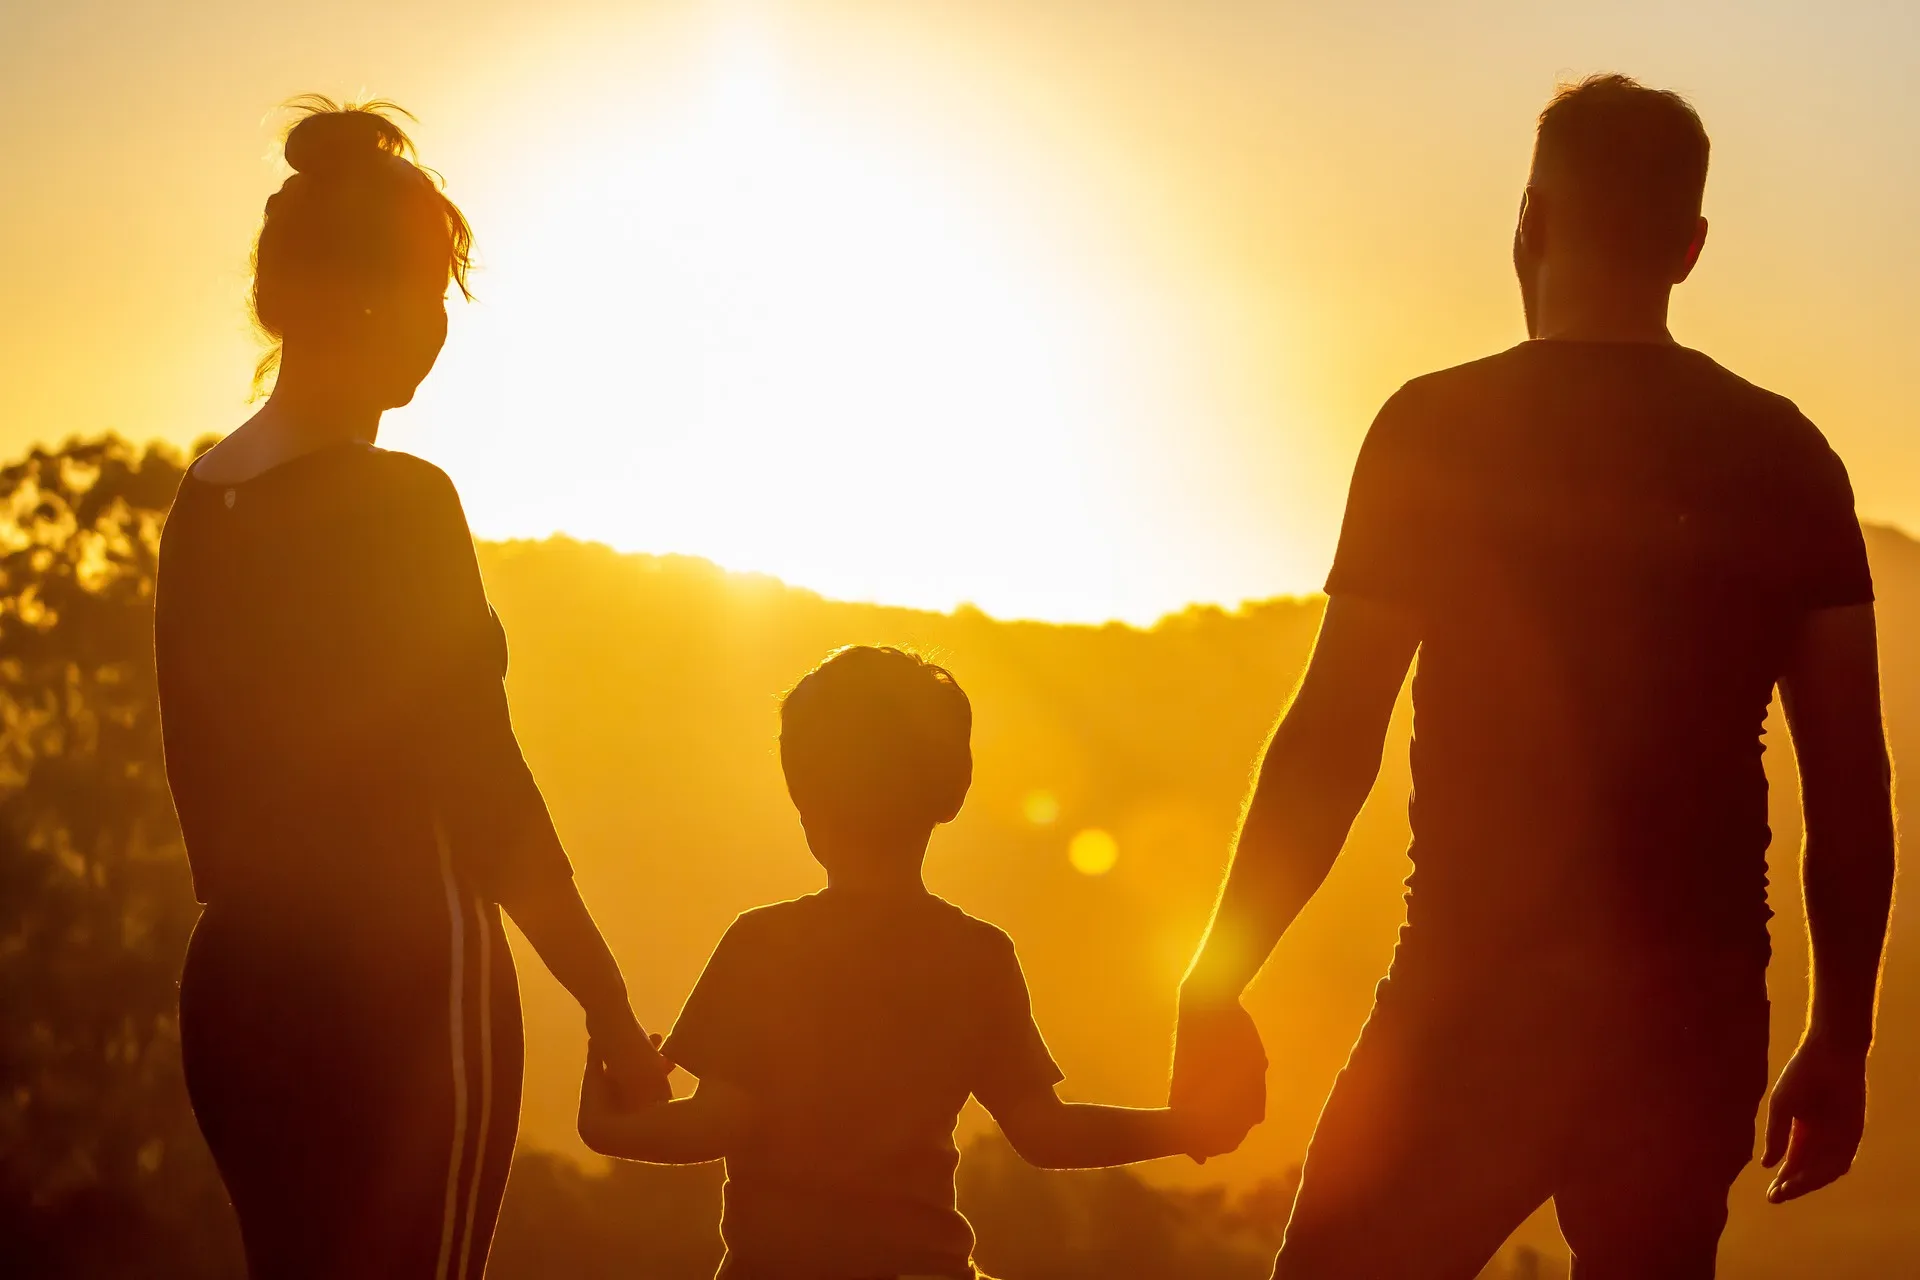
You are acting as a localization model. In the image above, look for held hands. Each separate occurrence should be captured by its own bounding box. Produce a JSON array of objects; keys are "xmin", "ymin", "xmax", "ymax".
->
[
  {"xmin": 586, "ymin": 1006, "xmax": 673, "ymax": 1108},
  {"xmin": 1174, "ymin": 1097, "xmax": 1259, "ymax": 1163},
  {"xmin": 1762, "ymin": 1033, "xmax": 1870, "ymax": 1204},
  {"xmin": 1170, "ymin": 990, "xmax": 1268, "ymax": 1164},
  {"xmin": 578, "ymin": 1033, "xmax": 671, "ymax": 1155}
]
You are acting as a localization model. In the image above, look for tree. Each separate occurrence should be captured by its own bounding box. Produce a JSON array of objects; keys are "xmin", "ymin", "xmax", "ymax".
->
[{"xmin": 0, "ymin": 436, "xmax": 241, "ymax": 1275}]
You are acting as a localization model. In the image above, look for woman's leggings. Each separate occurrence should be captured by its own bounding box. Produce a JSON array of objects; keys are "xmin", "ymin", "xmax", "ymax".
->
[{"xmin": 180, "ymin": 873, "xmax": 521, "ymax": 1280}]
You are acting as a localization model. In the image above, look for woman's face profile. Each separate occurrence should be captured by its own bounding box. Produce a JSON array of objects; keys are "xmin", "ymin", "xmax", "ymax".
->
[
  {"xmin": 293, "ymin": 267, "xmax": 448, "ymax": 409},
  {"xmin": 363, "ymin": 277, "xmax": 450, "ymax": 408}
]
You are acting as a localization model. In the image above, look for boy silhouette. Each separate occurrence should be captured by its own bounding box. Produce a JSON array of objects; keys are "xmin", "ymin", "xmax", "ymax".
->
[{"xmin": 580, "ymin": 646, "xmax": 1251, "ymax": 1279}]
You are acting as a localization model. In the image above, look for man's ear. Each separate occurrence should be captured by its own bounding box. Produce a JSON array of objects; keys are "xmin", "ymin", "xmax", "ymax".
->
[
  {"xmin": 1514, "ymin": 186, "xmax": 1546, "ymax": 257},
  {"xmin": 1674, "ymin": 215, "xmax": 1709, "ymax": 283}
]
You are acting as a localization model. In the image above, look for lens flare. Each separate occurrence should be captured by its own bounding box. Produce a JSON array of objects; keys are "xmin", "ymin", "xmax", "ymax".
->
[
  {"xmin": 1023, "ymin": 789, "xmax": 1061, "ymax": 826},
  {"xmin": 1067, "ymin": 828, "xmax": 1119, "ymax": 876}
]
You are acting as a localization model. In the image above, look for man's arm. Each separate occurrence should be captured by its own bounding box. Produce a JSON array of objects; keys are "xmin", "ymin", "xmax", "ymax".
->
[
  {"xmin": 1172, "ymin": 596, "xmax": 1420, "ymax": 1116},
  {"xmin": 1182, "ymin": 595, "xmax": 1420, "ymax": 1000},
  {"xmin": 1764, "ymin": 602, "xmax": 1895, "ymax": 1203}
]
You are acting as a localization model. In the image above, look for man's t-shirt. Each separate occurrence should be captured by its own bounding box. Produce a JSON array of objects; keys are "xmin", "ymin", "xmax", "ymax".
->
[
  {"xmin": 661, "ymin": 889, "xmax": 1064, "ymax": 1280},
  {"xmin": 1327, "ymin": 340, "xmax": 1873, "ymax": 978}
]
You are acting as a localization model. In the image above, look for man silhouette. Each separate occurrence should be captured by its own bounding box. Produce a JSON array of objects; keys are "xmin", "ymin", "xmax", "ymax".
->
[{"xmin": 1173, "ymin": 75, "xmax": 1895, "ymax": 1279}]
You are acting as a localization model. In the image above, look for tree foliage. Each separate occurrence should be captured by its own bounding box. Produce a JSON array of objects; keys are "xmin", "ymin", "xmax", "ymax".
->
[{"xmin": 0, "ymin": 436, "xmax": 241, "ymax": 1273}]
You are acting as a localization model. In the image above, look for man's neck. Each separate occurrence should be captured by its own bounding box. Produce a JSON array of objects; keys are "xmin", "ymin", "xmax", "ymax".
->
[{"xmin": 1530, "ymin": 269, "xmax": 1677, "ymax": 345}]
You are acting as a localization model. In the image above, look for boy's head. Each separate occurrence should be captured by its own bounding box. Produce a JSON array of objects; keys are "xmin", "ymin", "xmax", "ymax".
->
[{"xmin": 780, "ymin": 646, "xmax": 973, "ymax": 847}]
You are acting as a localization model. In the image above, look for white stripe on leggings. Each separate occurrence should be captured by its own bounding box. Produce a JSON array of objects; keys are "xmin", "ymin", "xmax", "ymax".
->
[
  {"xmin": 455, "ymin": 896, "xmax": 494, "ymax": 1280},
  {"xmin": 432, "ymin": 824, "xmax": 470, "ymax": 1280}
]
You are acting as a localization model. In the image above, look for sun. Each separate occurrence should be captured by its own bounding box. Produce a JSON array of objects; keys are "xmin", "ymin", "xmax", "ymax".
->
[{"xmin": 399, "ymin": 23, "xmax": 1226, "ymax": 624}]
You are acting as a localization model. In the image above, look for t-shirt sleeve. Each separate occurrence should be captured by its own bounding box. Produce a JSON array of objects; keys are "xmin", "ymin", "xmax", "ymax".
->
[
  {"xmin": 968, "ymin": 930, "xmax": 1066, "ymax": 1111},
  {"xmin": 1323, "ymin": 385, "xmax": 1441, "ymax": 606},
  {"xmin": 397, "ymin": 463, "xmax": 573, "ymax": 902},
  {"xmin": 661, "ymin": 917, "xmax": 768, "ymax": 1088},
  {"xmin": 1788, "ymin": 423, "xmax": 1874, "ymax": 612}
]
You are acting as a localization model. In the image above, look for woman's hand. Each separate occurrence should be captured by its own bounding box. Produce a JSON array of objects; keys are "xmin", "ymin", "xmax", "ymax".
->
[
  {"xmin": 502, "ymin": 877, "xmax": 671, "ymax": 1103},
  {"xmin": 587, "ymin": 1012, "xmax": 673, "ymax": 1108}
]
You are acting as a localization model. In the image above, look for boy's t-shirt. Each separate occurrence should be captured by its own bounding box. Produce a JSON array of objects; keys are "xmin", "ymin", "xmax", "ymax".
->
[{"xmin": 662, "ymin": 888, "xmax": 1064, "ymax": 1279}]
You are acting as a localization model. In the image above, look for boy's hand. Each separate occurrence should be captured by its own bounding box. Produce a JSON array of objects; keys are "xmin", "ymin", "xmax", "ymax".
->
[
  {"xmin": 578, "ymin": 1040, "xmax": 674, "ymax": 1153},
  {"xmin": 577, "ymin": 1055, "xmax": 619, "ymax": 1151},
  {"xmin": 1175, "ymin": 1103, "xmax": 1257, "ymax": 1164}
]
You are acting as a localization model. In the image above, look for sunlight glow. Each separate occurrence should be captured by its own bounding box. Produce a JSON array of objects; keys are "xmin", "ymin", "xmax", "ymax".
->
[{"xmin": 402, "ymin": 19, "xmax": 1265, "ymax": 624}]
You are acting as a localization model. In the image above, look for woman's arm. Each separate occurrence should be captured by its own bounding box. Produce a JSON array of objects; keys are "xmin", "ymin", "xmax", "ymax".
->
[
  {"xmin": 501, "ymin": 878, "xmax": 670, "ymax": 1104},
  {"xmin": 982, "ymin": 1081, "xmax": 1244, "ymax": 1170},
  {"xmin": 577, "ymin": 1059, "xmax": 752, "ymax": 1165},
  {"xmin": 399, "ymin": 462, "xmax": 669, "ymax": 1099}
]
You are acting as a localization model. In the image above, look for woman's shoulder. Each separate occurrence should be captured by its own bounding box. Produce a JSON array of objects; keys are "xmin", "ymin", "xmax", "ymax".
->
[
  {"xmin": 358, "ymin": 446, "xmax": 459, "ymax": 501},
  {"xmin": 338, "ymin": 448, "xmax": 474, "ymax": 543}
]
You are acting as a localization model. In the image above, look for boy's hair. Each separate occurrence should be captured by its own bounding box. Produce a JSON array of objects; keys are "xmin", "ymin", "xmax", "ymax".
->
[
  {"xmin": 1532, "ymin": 74, "xmax": 1710, "ymax": 276},
  {"xmin": 780, "ymin": 646, "xmax": 973, "ymax": 834}
]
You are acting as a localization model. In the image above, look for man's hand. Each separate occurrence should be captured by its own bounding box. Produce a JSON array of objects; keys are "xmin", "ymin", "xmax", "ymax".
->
[
  {"xmin": 1170, "ymin": 991, "xmax": 1267, "ymax": 1164},
  {"xmin": 588, "ymin": 1011, "xmax": 673, "ymax": 1108},
  {"xmin": 1174, "ymin": 1101, "xmax": 1258, "ymax": 1164},
  {"xmin": 1762, "ymin": 1034, "xmax": 1869, "ymax": 1204}
]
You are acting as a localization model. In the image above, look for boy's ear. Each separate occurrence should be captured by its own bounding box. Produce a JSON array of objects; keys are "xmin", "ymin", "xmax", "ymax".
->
[{"xmin": 933, "ymin": 756, "xmax": 974, "ymax": 825}]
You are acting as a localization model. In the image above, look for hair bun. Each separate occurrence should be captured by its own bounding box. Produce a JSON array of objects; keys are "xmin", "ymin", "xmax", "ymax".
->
[{"xmin": 283, "ymin": 98, "xmax": 413, "ymax": 175}]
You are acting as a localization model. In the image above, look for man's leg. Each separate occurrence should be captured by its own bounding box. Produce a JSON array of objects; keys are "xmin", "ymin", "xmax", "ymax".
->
[
  {"xmin": 1553, "ymin": 988, "xmax": 1771, "ymax": 1280},
  {"xmin": 1554, "ymin": 1166, "xmax": 1737, "ymax": 1280},
  {"xmin": 1274, "ymin": 983, "xmax": 1560, "ymax": 1280}
]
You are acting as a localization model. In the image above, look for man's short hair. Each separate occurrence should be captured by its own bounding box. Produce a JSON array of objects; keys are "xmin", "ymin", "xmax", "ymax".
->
[
  {"xmin": 1532, "ymin": 74, "xmax": 1710, "ymax": 275},
  {"xmin": 780, "ymin": 646, "xmax": 973, "ymax": 833}
]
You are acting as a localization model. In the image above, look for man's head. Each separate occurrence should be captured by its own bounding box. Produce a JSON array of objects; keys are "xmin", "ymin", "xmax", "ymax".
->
[
  {"xmin": 780, "ymin": 646, "xmax": 974, "ymax": 859},
  {"xmin": 1516, "ymin": 75, "xmax": 1711, "ymax": 331}
]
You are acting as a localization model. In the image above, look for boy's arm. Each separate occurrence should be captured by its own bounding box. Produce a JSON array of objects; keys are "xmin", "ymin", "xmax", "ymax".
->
[
  {"xmin": 982, "ymin": 1080, "xmax": 1238, "ymax": 1170},
  {"xmin": 577, "ymin": 1058, "xmax": 752, "ymax": 1165},
  {"xmin": 970, "ymin": 929, "xmax": 1245, "ymax": 1170}
]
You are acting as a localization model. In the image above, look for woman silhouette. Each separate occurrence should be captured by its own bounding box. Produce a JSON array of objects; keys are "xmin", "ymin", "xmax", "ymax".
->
[{"xmin": 156, "ymin": 99, "xmax": 669, "ymax": 1279}]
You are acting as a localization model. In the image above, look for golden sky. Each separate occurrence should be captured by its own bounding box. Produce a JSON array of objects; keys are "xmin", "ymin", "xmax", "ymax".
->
[{"xmin": 4, "ymin": 0, "xmax": 1916, "ymax": 622}]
